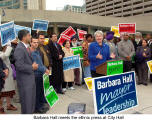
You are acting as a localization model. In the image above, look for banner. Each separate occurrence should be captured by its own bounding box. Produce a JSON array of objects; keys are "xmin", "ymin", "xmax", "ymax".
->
[
  {"xmin": 77, "ymin": 29, "xmax": 87, "ymax": 40},
  {"xmin": 71, "ymin": 46, "xmax": 83, "ymax": 59},
  {"xmin": 84, "ymin": 77, "xmax": 93, "ymax": 91},
  {"xmin": 93, "ymin": 71, "xmax": 138, "ymax": 114},
  {"xmin": 147, "ymin": 60, "xmax": 152, "ymax": 74},
  {"xmin": 43, "ymin": 74, "xmax": 59, "ymax": 107},
  {"xmin": 61, "ymin": 26, "xmax": 76, "ymax": 38},
  {"xmin": 111, "ymin": 26, "xmax": 120, "ymax": 37},
  {"xmin": 107, "ymin": 60, "xmax": 123, "ymax": 75},
  {"xmin": 32, "ymin": 19, "xmax": 49, "ymax": 31},
  {"xmin": 0, "ymin": 21, "xmax": 16, "ymax": 46},
  {"xmin": 63, "ymin": 55, "xmax": 80, "ymax": 71},
  {"xmin": 58, "ymin": 35, "xmax": 70, "ymax": 45},
  {"xmin": 118, "ymin": 23, "xmax": 136, "ymax": 34},
  {"xmin": 15, "ymin": 25, "xmax": 31, "ymax": 37}
]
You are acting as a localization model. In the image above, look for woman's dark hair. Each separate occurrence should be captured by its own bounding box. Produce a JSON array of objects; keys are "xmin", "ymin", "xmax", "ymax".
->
[
  {"xmin": 18, "ymin": 29, "xmax": 30, "ymax": 41},
  {"xmin": 142, "ymin": 39, "xmax": 148, "ymax": 44},
  {"xmin": 86, "ymin": 34, "xmax": 93, "ymax": 40},
  {"xmin": 63, "ymin": 40, "xmax": 70, "ymax": 47}
]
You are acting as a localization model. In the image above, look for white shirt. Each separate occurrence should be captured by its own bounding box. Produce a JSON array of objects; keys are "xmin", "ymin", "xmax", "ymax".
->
[{"xmin": 21, "ymin": 42, "xmax": 29, "ymax": 48}]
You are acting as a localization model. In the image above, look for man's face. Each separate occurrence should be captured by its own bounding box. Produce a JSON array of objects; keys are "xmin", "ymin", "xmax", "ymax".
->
[
  {"xmin": 135, "ymin": 35, "xmax": 141, "ymax": 40},
  {"xmin": 95, "ymin": 34, "xmax": 103, "ymax": 44},
  {"xmin": 38, "ymin": 35, "xmax": 45, "ymax": 45},
  {"xmin": 146, "ymin": 34, "xmax": 151, "ymax": 40},
  {"xmin": 72, "ymin": 38, "xmax": 77, "ymax": 43},
  {"xmin": 87, "ymin": 36, "xmax": 93, "ymax": 43},
  {"xmin": 123, "ymin": 34, "xmax": 129, "ymax": 41},
  {"xmin": 52, "ymin": 34, "xmax": 57, "ymax": 42},
  {"xmin": 31, "ymin": 39, "xmax": 39, "ymax": 49},
  {"xmin": 24, "ymin": 33, "xmax": 31, "ymax": 43}
]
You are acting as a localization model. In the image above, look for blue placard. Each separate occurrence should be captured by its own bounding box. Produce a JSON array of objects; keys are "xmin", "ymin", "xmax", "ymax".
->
[
  {"xmin": 32, "ymin": 19, "xmax": 49, "ymax": 31},
  {"xmin": 15, "ymin": 25, "xmax": 31, "ymax": 37},
  {"xmin": 63, "ymin": 55, "xmax": 80, "ymax": 71},
  {"xmin": 0, "ymin": 21, "xmax": 16, "ymax": 46},
  {"xmin": 93, "ymin": 71, "xmax": 138, "ymax": 114}
]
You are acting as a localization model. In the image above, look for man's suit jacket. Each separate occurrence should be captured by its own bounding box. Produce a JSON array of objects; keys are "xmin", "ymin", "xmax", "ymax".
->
[{"xmin": 14, "ymin": 42, "xmax": 36, "ymax": 114}]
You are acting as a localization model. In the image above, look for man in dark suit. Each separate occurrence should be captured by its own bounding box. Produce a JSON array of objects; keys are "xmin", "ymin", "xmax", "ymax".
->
[
  {"xmin": 48, "ymin": 33, "xmax": 65, "ymax": 94},
  {"xmin": 14, "ymin": 30, "xmax": 38, "ymax": 114}
]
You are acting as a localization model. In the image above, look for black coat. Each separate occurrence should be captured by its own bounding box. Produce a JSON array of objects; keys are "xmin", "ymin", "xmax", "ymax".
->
[
  {"xmin": 47, "ymin": 41, "xmax": 65, "ymax": 87},
  {"xmin": 0, "ymin": 58, "xmax": 7, "ymax": 92}
]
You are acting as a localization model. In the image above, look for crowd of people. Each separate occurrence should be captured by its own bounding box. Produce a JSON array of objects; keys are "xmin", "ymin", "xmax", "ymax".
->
[{"xmin": 0, "ymin": 28, "xmax": 152, "ymax": 114}]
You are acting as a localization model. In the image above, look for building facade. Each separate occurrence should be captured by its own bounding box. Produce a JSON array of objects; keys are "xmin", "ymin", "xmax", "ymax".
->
[
  {"xmin": 64, "ymin": 5, "xmax": 86, "ymax": 13},
  {"xmin": 86, "ymin": 0, "xmax": 152, "ymax": 17},
  {"xmin": 0, "ymin": 0, "xmax": 45, "ymax": 10}
]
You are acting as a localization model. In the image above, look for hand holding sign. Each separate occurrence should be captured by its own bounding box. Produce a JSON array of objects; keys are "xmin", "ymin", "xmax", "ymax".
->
[
  {"xmin": 96, "ymin": 51, "xmax": 103, "ymax": 59},
  {"xmin": 32, "ymin": 62, "xmax": 38, "ymax": 70},
  {"xmin": 45, "ymin": 69, "xmax": 50, "ymax": 75},
  {"xmin": 110, "ymin": 53, "xmax": 116, "ymax": 59}
]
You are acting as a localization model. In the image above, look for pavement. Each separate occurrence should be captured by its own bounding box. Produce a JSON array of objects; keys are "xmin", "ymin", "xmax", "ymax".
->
[{"xmin": 3, "ymin": 80, "xmax": 152, "ymax": 114}]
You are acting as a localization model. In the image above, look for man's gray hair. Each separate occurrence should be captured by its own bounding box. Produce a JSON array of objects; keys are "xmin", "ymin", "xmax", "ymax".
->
[
  {"xmin": 94, "ymin": 30, "xmax": 103, "ymax": 37},
  {"xmin": 136, "ymin": 32, "xmax": 142, "ymax": 37}
]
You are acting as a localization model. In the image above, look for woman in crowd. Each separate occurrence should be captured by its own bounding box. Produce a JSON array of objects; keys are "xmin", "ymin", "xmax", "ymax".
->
[
  {"xmin": 82, "ymin": 34, "xmax": 93, "ymax": 78},
  {"xmin": 135, "ymin": 39, "xmax": 151, "ymax": 86},
  {"xmin": 62, "ymin": 40, "xmax": 75, "ymax": 92},
  {"xmin": 0, "ymin": 43, "xmax": 17, "ymax": 114},
  {"xmin": 88, "ymin": 30, "xmax": 115, "ymax": 77},
  {"xmin": 70, "ymin": 36, "xmax": 81, "ymax": 85},
  {"xmin": 105, "ymin": 31, "xmax": 117, "ymax": 60}
]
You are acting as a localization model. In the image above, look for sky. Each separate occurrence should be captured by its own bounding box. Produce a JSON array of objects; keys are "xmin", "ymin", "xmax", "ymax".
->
[{"xmin": 46, "ymin": 0, "xmax": 84, "ymax": 10}]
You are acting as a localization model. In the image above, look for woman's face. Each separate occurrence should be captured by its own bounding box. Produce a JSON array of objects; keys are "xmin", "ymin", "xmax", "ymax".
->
[
  {"xmin": 65, "ymin": 41, "xmax": 70, "ymax": 48},
  {"xmin": 95, "ymin": 34, "xmax": 103, "ymax": 44},
  {"xmin": 142, "ymin": 40, "xmax": 147, "ymax": 47}
]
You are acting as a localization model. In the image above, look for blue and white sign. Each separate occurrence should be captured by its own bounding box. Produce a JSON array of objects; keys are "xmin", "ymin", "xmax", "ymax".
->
[
  {"xmin": 63, "ymin": 55, "xmax": 80, "ymax": 71},
  {"xmin": 93, "ymin": 71, "xmax": 138, "ymax": 114},
  {"xmin": 15, "ymin": 25, "xmax": 31, "ymax": 37},
  {"xmin": 32, "ymin": 19, "xmax": 49, "ymax": 31},
  {"xmin": 0, "ymin": 21, "xmax": 16, "ymax": 46}
]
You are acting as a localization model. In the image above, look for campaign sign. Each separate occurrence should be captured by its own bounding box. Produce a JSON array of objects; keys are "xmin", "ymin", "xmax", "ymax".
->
[
  {"xmin": 119, "ymin": 23, "xmax": 136, "ymax": 34},
  {"xmin": 71, "ymin": 46, "xmax": 83, "ymax": 58},
  {"xmin": 63, "ymin": 55, "xmax": 80, "ymax": 71},
  {"xmin": 32, "ymin": 19, "xmax": 49, "ymax": 31},
  {"xmin": 84, "ymin": 77, "xmax": 93, "ymax": 91},
  {"xmin": 58, "ymin": 35, "xmax": 70, "ymax": 45},
  {"xmin": 43, "ymin": 74, "xmax": 50, "ymax": 94},
  {"xmin": 0, "ymin": 21, "xmax": 16, "ymax": 46},
  {"xmin": 147, "ymin": 60, "xmax": 152, "ymax": 74},
  {"xmin": 77, "ymin": 29, "xmax": 87, "ymax": 40},
  {"xmin": 93, "ymin": 71, "xmax": 138, "ymax": 114},
  {"xmin": 43, "ymin": 74, "xmax": 59, "ymax": 107},
  {"xmin": 45, "ymin": 86, "xmax": 59, "ymax": 107},
  {"xmin": 111, "ymin": 26, "xmax": 120, "ymax": 37},
  {"xmin": 15, "ymin": 25, "xmax": 31, "ymax": 37},
  {"xmin": 107, "ymin": 60, "xmax": 123, "ymax": 76},
  {"xmin": 61, "ymin": 26, "xmax": 76, "ymax": 38}
]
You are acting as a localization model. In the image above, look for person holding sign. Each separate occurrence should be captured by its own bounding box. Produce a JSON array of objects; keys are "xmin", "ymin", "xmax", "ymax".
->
[
  {"xmin": 117, "ymin": 32, "xmax": 135, "ymax": 72},
  {"xmin": 135, "ymin": 39, "xmax": 151, "ymax": 86},
  {"xmin": 88, "ymin": 30, "xmax": 115, "ymax": 77},
  {"xmin": 71, "ymin": 36, "xmax": 81, "ymax": 85},
  {"xmin": 30, "ymin": 37, "xmax": 50, "ymax": 113},
  {"xmin": 14, "ymin": 30, "xmax": 38, "ymax": 114},
  {"xmin": 62, "ymin": 40, "xmax": 75, "ymax": 92}
]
